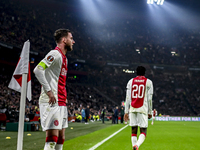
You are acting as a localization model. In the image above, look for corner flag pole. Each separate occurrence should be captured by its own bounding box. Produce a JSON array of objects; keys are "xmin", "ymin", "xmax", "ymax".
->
[
  {"xmin": 16, "ymin": 40, "xmax": 31, "ymax": 150},
  {"xmin": 17, "ymin": 73, "xmax": 28, "ymax": 150}
]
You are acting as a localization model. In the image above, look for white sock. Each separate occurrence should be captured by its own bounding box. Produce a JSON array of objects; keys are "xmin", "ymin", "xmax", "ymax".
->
[
  {"xmin": 131, "ymin": 135, "xmax": 137, "ymax": 147},
  {"xmin": 136, "ymin": 133, "xmax": 146, "ymax": 147},
  {"xmin": 44, "ymin": 142, "xmax": 57, "ymax": 150},
  {"xmin": 55, "ymin": 144, "xmax": 63, "ymax": 150}
]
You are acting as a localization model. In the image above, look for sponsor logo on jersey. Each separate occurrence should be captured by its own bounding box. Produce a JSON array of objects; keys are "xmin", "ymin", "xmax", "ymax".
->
[
  {"xmin": 61, "ymin": 68, "xmax": 67, "ymax": 76},
  {"xmin": 54, "ymin": 120, "xmax": 59, "ymax": 126},
  {"xmin": 47, "ymin": 55, "xmax": 54, "ymax": 62}
]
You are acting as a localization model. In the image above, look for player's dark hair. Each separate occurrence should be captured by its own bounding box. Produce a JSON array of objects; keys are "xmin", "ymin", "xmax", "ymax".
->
[
  {"xmin": 54, "ymin": 28, "xmax": 71, "ymax": 43},
  {"xmin": 136, "ymin": 66, "xmax": 146, "ymax": 76}
]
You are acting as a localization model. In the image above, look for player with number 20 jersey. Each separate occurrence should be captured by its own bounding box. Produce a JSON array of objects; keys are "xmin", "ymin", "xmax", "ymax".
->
[{"xmin": 124, "ymin": 66, "xmax": 153, "ymax": 150}]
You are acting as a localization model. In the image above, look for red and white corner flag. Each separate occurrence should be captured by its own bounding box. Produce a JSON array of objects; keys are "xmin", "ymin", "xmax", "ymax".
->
[{"xmin": 8, "ymin": 40, "xmax": 32, "ymax": 101}]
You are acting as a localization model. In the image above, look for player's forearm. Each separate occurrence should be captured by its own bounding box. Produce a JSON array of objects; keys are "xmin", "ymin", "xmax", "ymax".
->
[
  {"xmin": 125, "ymin": 102, "xmax": 129, "ymax": 114},
  {"xmin": 148, "ymin": 94, "xmax": 153, "ymax": 114},
  {"xmin": 33, "ymin": 65, "xmax": 51, "ymax": 92},
  {"xmin": 125, "ymin": 89, "xmax": 131, "ymax": 114}
]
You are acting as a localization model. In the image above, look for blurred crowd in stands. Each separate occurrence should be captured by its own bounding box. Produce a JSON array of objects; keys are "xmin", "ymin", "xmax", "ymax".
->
[
  {"xmin": 0, "ymin": 64, "xmax": 200, "ymax": 124},
  {"xmin": 0, "ymin": 0, "xmax": 200, "ymax": 124}
]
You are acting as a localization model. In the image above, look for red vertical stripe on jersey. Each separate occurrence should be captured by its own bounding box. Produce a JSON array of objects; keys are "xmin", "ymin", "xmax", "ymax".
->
[
  {"xmin": 55, "ymin": 47, "xmax": 67, "ymax": 106},
  {"xmin": 131, "ymin": 76, "xmax": 147, "ymax": 108}
]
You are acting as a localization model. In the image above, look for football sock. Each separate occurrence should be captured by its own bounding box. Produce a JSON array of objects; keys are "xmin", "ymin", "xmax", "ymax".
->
[
  {"xmin": 131, "ymin": 134, "xmax": 137, "ymax": 146},
  {"xmin": 44, "ymin": 135, "xmax": 58, "ymax": 150},
  {"xmin": 55, "ymin": 138, "xmax": 64, "ymax": 150},
  {"xmin": 55, "ymin": 144, "xmax": 63, "ymax": 150},
  {"xmin": 136, "ymin": 132, "xmax": 146, "ymax": 148}
]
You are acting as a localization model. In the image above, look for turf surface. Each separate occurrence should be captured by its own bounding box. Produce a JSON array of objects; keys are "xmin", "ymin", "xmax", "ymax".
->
[{"xmin": 0, "ymin": 121, "xmax": 200, "ymax": 150}]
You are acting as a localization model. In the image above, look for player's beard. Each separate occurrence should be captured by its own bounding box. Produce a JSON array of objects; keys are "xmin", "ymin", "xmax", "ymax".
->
[{"xmin": 64, "ymin": 44, "xmax": 73, "ymax": 52}]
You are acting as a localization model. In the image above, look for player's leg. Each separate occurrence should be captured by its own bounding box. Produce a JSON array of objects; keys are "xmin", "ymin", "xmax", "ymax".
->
[
  {"xmin": 129, "ymin": 112, "xmax": 138, "ymax": 147},
  {"xmin": 151, "ymin": 116, "xmax": 154, "ymax": 125},
  {"xmin": 40, "ymin": 104, "xmax": 61, "ymax": 150},
  {"xmin": 55, "ymin": 128, "xmax": 65, "ymax": 150},
  {"xmin": 131, "ymin": 126, "xmax": 138, "ymax": 147},
  {"xmin": 44, "ymin": 129, "xmax": 59, "ymax": 150},
  {"xmin": 136, "ymin": 128, "xmax": 147, "ymax": 148},
  {"xmin": 55, "ymin": 106, "xmax": 68, "ymax": 150},
  {"xmin": 135, "ymin": 113, "xmax": 148, "ymax": 148}
]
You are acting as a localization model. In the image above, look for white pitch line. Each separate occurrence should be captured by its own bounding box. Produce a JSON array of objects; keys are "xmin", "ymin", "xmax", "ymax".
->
[{"xmin": 89, "ymin": 125, "xmax": 128, "ymax": 150}]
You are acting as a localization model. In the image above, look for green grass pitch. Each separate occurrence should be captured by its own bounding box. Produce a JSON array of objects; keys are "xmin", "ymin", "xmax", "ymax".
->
[{"xmin": 0, "ymin": 121, "xmax": 200, "ymax": 150}]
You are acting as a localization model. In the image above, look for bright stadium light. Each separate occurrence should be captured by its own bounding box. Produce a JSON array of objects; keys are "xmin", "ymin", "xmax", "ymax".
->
[
  {"xmin": 160, "ymin": 0, "xmax": 165, "ymax": 5},
  {"xmin": 147, "ymin": 0, "xmax": 165, "ymax": 5}
]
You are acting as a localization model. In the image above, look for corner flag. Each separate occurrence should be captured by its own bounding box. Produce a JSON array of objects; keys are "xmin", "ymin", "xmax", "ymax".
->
[
  {"xmin": 8, "ymin": 40, "xmax": 32, "ymax": 101},
  {"xmin": 8, "ymin": 40, "xmax": 32, "ymax": 150}
]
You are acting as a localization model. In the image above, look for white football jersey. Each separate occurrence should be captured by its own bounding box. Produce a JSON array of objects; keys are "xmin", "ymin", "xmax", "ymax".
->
[
  {"xmin": 34, "ymin": 47, "xmax": 68, "ymax": 106},
  {"xmin": 125, "ymin": 76, "xmax": 153, "ymax": 115}
]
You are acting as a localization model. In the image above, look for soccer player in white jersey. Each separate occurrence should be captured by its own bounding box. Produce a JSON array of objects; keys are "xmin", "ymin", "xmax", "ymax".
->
[
  {"xmin": 34, "ymin": 29, "xmax": 75, "ymax": 150},
  {"xmin": 124, "ymin": 66, "xmax": 153, "ymax": 150},
  {"xmin": 151, "ymin": 109, "xmax": 157, "ymax": 125}
]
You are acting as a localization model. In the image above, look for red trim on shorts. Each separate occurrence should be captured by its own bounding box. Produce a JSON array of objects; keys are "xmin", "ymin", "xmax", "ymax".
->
[
  {"xmin": 141, "ymin": 132, "xmax": 146, "ymax": 137},
  {"xmin": 57, "ymin": 138, "xmax": 65, "ymax": 144},
  {"xmin": 131, "ymin": 134, "xmax": 137, "ymax": 137},
  {"xmin": 46, "ymin": 135, "xmax": 58, "ymax": 142}
]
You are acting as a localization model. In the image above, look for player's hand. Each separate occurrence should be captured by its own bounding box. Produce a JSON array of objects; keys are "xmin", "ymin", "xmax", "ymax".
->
[
  {"xmin": 124, "ymin": 113, "xmax": 129, "ymax": 122},
  {"xmin": 47, "ymin": 90, "xmax": 56, "ymax": 105},
  {"xmin": 66, "ymin": 99, "xmax": 68, "ymax": 104},
  {"xmin": 148, "ymin": 114, "xmax": 152, "ymax": 119}
]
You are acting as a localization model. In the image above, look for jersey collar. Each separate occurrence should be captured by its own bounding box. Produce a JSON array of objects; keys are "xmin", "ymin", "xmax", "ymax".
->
[{"xmin": 55, "ymin": 47, "xmax": 66, "ymax": 58}]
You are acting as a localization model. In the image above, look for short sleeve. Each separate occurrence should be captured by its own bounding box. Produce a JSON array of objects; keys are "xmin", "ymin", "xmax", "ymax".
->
[{"xmin": 41, "ymin": 50, "xmax": 60, "ymax": 68}]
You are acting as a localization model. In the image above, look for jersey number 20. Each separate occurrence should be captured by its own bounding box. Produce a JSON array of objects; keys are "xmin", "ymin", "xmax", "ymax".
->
[{"xmin": 132, "ymin": 84, "xmax": 145, "ymax": 98}]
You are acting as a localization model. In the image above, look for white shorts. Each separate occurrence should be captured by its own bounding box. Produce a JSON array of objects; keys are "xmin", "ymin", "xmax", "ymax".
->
[
  {"xmin": 129, "ymin": 112, "xmax": 148, "ymax": 128},
  {"xmin": 39, "ymin": 104, "xmax": 68, "ymax": 131}
]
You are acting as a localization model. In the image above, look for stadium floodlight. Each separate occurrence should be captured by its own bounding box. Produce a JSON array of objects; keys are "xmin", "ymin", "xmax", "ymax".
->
[
  {"xmin": 147, "ymin": 0, "xmax": 164, "ymax": 5},
  {"xmin": 160, "ymin": 0, "xmax": 165, "ymax": 5},
  {"xmin": 157, "ymin": 0, "xmax": 161, "ymax": 5}
]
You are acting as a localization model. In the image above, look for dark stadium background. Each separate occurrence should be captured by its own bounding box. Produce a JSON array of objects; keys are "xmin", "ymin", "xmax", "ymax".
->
[{"xmin": 0, "ymin": 0, "xmax": 200, "ymax": 125}]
